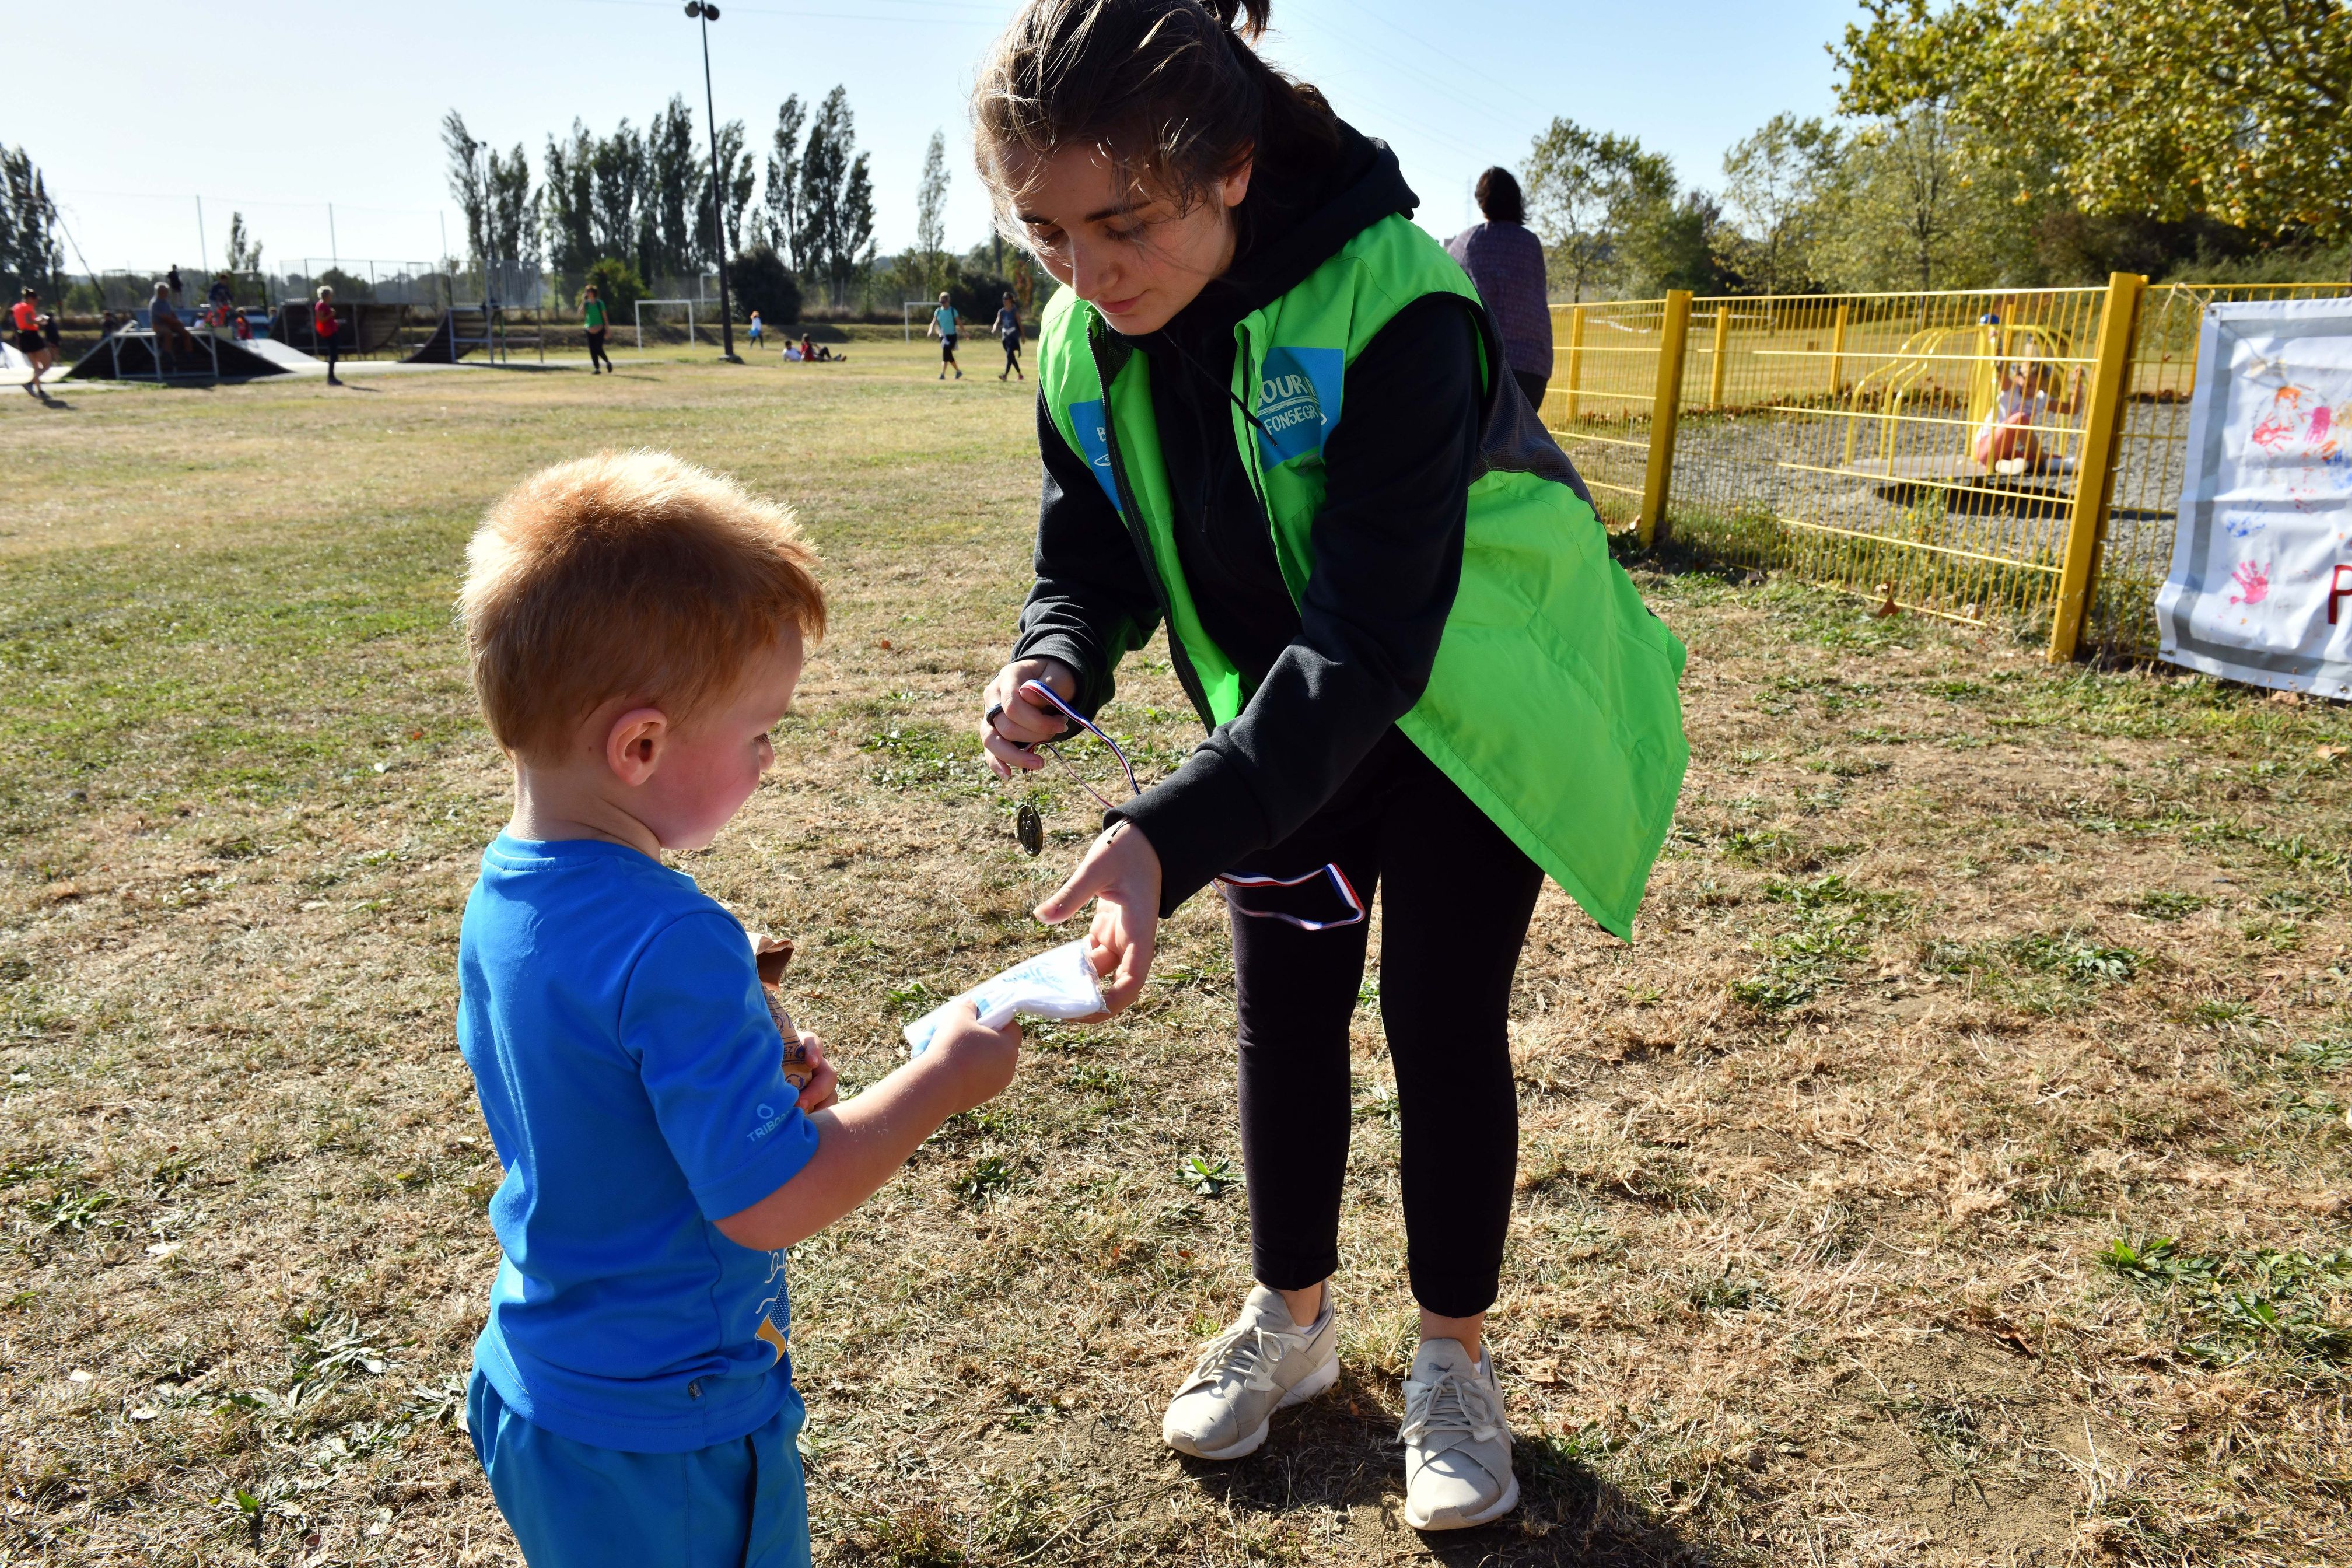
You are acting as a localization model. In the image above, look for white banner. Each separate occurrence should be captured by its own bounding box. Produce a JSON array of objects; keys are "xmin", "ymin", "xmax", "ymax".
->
[{"xmin": 2155, "ymin": 296, "xmax": 2352, "ymax": 699}]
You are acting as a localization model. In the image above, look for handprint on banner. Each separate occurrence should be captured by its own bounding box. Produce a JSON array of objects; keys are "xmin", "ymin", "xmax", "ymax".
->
[{"xmin": 2228, "ymin": 560, "xmax": 2270, "ymax": 606}]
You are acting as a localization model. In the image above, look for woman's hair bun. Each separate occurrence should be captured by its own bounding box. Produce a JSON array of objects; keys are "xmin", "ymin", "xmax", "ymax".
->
[{"xmin": 1205, "ymin": 0, "xmax": 1269, "ymax": 41}]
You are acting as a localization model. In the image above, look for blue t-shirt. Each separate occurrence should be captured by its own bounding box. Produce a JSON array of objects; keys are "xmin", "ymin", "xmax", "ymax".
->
[
  {"xmin": 934, "ymin": 304, "xmax": 958, "ymax": 337},
  {"xmin": 457, "ymin": 834, "xmax": 820, "ymax": 1453}
]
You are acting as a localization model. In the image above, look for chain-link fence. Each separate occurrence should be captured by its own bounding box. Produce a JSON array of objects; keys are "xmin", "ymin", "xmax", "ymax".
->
[{"xmin": 1541, "ymin": 277, "xmax": 2351, "ymax": 663}]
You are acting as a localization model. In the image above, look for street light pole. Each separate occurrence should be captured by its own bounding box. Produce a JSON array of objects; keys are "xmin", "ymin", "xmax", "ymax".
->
[{"xmin": 686, "ymin": 1, "xmax": 740, "ymax": 362}]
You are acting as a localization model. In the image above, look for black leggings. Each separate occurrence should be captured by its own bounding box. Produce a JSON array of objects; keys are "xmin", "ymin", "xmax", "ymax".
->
[
  {"xmin": 586, "ymin": 329, "xmax": 612, "ymax": 372},
  {"xmin": 1231, "ymin": 737, "xmax": 1543, "ymax": 1320},
  {"xmin": 1002, "ymin": 337, "xmax": 1023, "ymax": 375}
]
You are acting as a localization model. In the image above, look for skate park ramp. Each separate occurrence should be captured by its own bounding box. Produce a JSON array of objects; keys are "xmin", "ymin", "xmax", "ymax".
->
[
  {"xmin": 235, "ymin": 337, "xmax": 324, "ymax": 371},
  {"xmin": 402, "ymin": 307, "xmax": 489, "ymax": 364},
  {"xmin": 65, "ymin": 328, "xmax": 289, "ymax": 382},
  {"xmin": 270, "ymin": 302, "xmax": 404, "ymax": 357}
]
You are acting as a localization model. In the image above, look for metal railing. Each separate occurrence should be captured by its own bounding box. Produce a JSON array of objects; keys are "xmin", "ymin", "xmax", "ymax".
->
[{"xmin": 1541, "ymin": 277, "xmax": 2352, "ymax": 662}]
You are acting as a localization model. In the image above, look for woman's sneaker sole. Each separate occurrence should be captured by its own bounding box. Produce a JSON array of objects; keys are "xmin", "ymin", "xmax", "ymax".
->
[
  {"xmin": 1405, "ymin": 1471, "xmax": 1520, "ymax": 1531},
  {"xmin": 1177, "ymin": 1354, "xmax": 1339, "ymax": 1461}
]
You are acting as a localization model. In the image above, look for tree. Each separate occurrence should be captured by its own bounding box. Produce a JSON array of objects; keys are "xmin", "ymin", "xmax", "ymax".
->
[
  {"xmin": 1721, "ymin": 114, "xmax": 1842, "ymax": 295},
  {"xmin": 542, "ymin": 121, "xmax": 598, "ymax": 278},
  {"xmin": 223, "ymin": 210, "xmax": 264, "ymax": 276},
  {"xmin": 0, "ymin": 148, "xmax": 61, "ymax": 298},
  {"xmin": 1521, "ymin": 119, "xmax": 1678, "ymax": 300},
  {"xmin": 729, "ymin": 243, "xmax": 802, "ymax": 324},
  {"xmin": 796, "ymin": 88, "xmax": 872, "ymax": 307},
  {"xmin": 695, "ymin": 117, "xmax": 757, "ymax": 272},
  {"xmin": 1836, "ymin": 0, "xmax": 2352, "ymax": 261},
  {"xmin": 1815, "ymin": 102, "xmax": 2024, "ymax": 292},
  {"xmin": 915, "ymin": 130, "xmax": 951, "ymax": 298},
  {"xmin": 643, "ymin": 96, "xmax": 701, "ymax": 284},
  {"xmin": 442, "ymin": 111, "xmax": 492, "ymax": 265},
  {"xmin": 583, "ymin": 256, "xmax": 648, "ymax": 314},
  {"xmin": 590, "ymin": 121, "xmax": 645, "ymax": 270},
  {"xmin": 487, "ymin": 143, "xmax": 538, "ymax": 284},
  {"xmin": 840, "ymin": 153, "xmax": 876, "ymax": 305},
  {"xmin": 764, "ymin": 95, "xmax": 808, "ymax": 270}
]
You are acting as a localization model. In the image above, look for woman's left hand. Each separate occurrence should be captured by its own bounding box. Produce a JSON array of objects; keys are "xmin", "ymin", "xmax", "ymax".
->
[{"xmin": 1035, "ymin": 822, "xmax": 1161, "ymax": 1014}]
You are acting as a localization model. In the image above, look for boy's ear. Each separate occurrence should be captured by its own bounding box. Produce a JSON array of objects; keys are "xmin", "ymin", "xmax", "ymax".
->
[{"xmin": 604, "ymin": 706, "xmax": 671, "ymax": 788}]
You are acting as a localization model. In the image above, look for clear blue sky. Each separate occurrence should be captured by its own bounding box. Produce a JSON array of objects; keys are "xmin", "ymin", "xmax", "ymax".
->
[{"xmin": 19, "ymin": 0, "xmax": 1861, "ymax": 274}]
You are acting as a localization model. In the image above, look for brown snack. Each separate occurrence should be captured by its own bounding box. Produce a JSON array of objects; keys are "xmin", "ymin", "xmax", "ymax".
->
[{"xmin": 753, "ymin": 936, "xmax": 794, "ymax": 986}]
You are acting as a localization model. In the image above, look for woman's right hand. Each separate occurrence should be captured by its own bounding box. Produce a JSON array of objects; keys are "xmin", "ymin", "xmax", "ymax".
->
[{"xmin": 980, "ymin": 656, "xmax": 1079, "ymax": 779}]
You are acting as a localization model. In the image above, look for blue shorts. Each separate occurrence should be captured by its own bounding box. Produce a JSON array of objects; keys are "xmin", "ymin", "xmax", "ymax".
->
[{"xmin": 467, "ymin": 1369, "xmax": 810, "ymax": 1568}]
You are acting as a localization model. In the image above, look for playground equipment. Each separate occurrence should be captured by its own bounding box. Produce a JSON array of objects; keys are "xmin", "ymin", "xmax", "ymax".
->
[{"xmin": 1839, "ymin": 315, "xmax": 2087, "ymax": 502}]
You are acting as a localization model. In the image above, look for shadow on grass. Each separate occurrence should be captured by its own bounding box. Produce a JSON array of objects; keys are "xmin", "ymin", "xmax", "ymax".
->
[{"xmin": 1176, "ymin": 1370, "xmax": 1711, "ymax": 1567}]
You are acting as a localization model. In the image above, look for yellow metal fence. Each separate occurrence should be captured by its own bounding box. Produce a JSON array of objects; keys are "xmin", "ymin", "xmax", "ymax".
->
[{"xmin": 1541, "ymin": 277, "xmax": 2352, "ymax": 660}]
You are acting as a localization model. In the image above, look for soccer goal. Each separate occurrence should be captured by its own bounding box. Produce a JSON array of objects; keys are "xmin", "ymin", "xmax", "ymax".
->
[{"xmin": 634, "ymin": 298, "xmax": 701, "ymax": 351}]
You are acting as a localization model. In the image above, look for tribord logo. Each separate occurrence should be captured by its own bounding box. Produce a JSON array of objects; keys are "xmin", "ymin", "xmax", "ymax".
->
[
  {"xmin": 1069, "ymin": 398, "xmax": 1121, "ymax": 509},
  {"xmin": 1254, "ymin": 346, "xmax": 1343, "ymax": 467}
]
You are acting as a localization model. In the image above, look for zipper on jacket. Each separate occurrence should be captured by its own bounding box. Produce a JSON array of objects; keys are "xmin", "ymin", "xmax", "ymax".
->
[{"xmin": 1087, "ymin": 320, "xmax": 1219, "ymax": 729}]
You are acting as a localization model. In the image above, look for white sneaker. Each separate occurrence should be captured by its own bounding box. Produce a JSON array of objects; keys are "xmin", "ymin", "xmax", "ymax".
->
[
  {"xmin": 1401, "ymin": 1338, "xmax": 1518, "ymax": 1530},
  {"xmin": 1161, "ymin": 1285, "xmax": 1339, "ymax": 1461}
]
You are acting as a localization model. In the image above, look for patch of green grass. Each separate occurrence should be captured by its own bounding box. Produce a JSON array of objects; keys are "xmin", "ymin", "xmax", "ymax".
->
[
  {"xmin": 2098, "ymin": 1237, "xmax": 2352, "ymax": 1368},
  {"xmin": 2134, "ymin": 890, "xmax": 2208, "ymax": 920}
]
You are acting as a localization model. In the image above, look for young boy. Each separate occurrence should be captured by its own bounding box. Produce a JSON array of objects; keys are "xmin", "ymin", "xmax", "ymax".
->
[{"xmin": 454, "ymin": 450, "xmax": 1021, "ymax": 1566}]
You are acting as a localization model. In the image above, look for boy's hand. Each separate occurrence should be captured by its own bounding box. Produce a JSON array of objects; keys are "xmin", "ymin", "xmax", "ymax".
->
[
  {"xmin": 927, "ymin": 1001, "xmax": 1021, "ymax": 1112},
  {"xmin": 793, "ymin": 1032, "xmax": 838, "ymax": 1114}
]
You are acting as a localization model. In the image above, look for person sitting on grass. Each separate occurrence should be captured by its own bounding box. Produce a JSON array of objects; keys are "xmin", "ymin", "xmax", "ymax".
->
[{"xmin": 453, "ymin": 450, "xmax": 1024, "ymax": 1567}]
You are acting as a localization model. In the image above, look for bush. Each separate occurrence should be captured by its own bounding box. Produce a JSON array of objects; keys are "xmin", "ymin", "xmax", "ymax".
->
[
  {"xmin": 580, "ymin": 256, "xmax": 647, "ymax": 314},
  {"xmin": 728, "ymin": 244, "xmax": 801, "ymax": 325}
]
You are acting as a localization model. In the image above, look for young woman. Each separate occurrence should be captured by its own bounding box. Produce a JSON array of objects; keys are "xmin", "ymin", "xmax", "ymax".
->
[
  {"xmin": 1445, "ymin": 167, "xmax": 1552, "ymax": 416},
  {"xmin": 994, "ymin": 290, "xmax": 1024, "ymax": 380},
  {"xmin": 582, "ymin": 285, "xmax": 614, "ymax": 375},
  {"xmin": 970, "ymin": 0, "xmax": 1686, "ymax": 1531},
  {"xmin": 12, "ymin": 288, "xmax": 52, "ymax": 399},
  {"xmin": 929, "ymin": 290, "xmax": 962, "ymax": 379}
]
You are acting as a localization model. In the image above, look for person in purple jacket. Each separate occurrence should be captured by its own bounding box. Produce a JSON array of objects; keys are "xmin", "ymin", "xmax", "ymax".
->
[{"xmin": 1444, "ymin": 168, "xmax": 1552, "ymax": 416}]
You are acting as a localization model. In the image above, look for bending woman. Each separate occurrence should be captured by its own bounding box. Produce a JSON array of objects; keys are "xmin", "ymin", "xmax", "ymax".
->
[{"xmin": 971, "ymin": 0, "xmax": 1686, "ymax": 1532}]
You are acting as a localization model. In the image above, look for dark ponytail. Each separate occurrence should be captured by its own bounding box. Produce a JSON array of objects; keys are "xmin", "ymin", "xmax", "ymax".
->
[
  {"xmin": 1474, "ymin": 167, "xmax": 1524, "ymax": 226},
  {"xmin": 974, "ymin": 0, "xmax": 1339, "ymax": 229}
]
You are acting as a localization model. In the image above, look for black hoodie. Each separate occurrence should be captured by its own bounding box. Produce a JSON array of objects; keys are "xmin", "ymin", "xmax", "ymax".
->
[{"xmin": 1011, "ymin": 123, "xmax": 1485, "ymax": 914}]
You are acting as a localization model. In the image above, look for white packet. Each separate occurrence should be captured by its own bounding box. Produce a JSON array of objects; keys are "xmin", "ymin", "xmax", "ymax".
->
[{"xmin": 902, "ymin": 940, "xmax": 1104, "ymax": 1057}]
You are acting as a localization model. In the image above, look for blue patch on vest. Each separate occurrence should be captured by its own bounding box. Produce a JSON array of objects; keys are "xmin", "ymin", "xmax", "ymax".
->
[
  {"xmin": 1253, "ymin": 346, "xmax": 1344, "ymax": 468},
  {"xmin": 1069, "ymin": 399, "xmax": 1122, "ymax": 510}
]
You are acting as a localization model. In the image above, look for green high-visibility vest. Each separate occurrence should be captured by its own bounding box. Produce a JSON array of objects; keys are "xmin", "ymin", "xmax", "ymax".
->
[{"xmin": 1037, "ymin": 214, "xmax": 1687, "ymax": 938}]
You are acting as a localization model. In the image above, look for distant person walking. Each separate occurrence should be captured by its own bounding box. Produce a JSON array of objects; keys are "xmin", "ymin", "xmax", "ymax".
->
[
  {"xmin": 314, "ymin": 286, "xmax": 343, "ymax": 387},
  {"xmin": 748, "ymin": 310, "xmax": 764, "ymax": 348},
  {"xmin": 994, "ymin": 291, "xmax": 1024, "ymax": 381},
  {"xmin": 929, "ymin": 291, "xmax": 962, "ymax": 379},
  {"xmin": 13, "ymin": 288, "xmax": 53, "ymax": 398},
  {"xmin": 1444, "ymin": 168, "xmax": 1552, "ymax": 416},
  {"xmin": 582, "ymin": 285, "xmax": 614, "ymax": 375},
  {"xmin": 166, "ymin": 263, "xmax": 185, "ymax": 300}
]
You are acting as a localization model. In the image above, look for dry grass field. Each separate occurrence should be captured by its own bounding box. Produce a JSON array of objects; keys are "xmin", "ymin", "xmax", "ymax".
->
[{"xmin": 2, "ymin": 348, "xmax": 2348, "ymax": 1567}]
